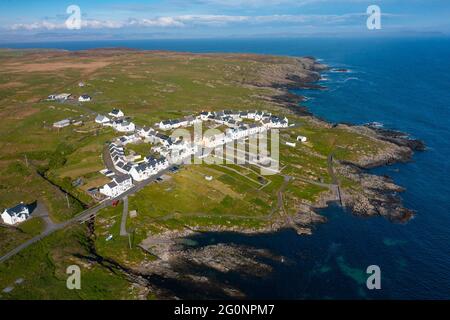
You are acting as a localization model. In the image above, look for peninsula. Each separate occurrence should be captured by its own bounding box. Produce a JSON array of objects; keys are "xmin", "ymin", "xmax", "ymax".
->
[{"xmin": 0, "ymin": 49, "xmax": 423, "ymax": 299}]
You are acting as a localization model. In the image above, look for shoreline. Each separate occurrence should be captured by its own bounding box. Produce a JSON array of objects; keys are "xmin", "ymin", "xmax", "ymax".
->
[
  {"xmin": 115, "ymin": 56, "xmax": 426, "ymax": 298},
  {"xmin": 120, "ymin": 54, "xmax": 426, "ymax": 241}
]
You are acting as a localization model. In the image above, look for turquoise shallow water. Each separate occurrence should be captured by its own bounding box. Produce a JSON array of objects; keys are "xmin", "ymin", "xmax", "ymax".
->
[{"xmin": 3, "ymin": 38, "xmax": 450, "ymax": 299}]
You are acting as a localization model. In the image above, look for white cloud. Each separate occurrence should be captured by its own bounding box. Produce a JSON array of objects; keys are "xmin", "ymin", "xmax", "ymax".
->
[{"xmin": 8, "ymin": 12, "xmax": 386, "ymax": 31}]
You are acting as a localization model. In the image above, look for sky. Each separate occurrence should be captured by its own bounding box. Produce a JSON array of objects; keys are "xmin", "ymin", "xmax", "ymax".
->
[{"xmin": 0, "ymin": 0, "xmax": 449, "ymax": 42}]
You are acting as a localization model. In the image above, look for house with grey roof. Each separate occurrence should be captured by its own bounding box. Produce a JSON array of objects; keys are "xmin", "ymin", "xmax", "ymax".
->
[
  {"xmin": 1, "ymin": 203, "xmax": 31, "ymax": 225},
  {"xmin": 95, "ymin": 114, "xmax": 110, "ymax": 125},
  {"xmin": 109, "ymin": 109, "xmax": 124, "ymax": 118},
  {"xmin": 99, "ymin": 175, "xmax": 133, "ymax": 198}
]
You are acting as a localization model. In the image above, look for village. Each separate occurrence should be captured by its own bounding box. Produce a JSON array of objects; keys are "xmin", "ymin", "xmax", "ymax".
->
[
  {"xmin": 2, "ymin": 91, "xmax": 309, "ymax": 226},
  {"xmin": 94, "ymin": 108, "xmax": 297, "ymax": 199}
]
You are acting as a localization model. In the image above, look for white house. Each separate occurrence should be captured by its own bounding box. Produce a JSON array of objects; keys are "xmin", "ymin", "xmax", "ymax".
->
[
  {"xmin": 78, "ymin": 95, "xmax": 92, "ymax": 102},
  {"xmin": 199, "ymin": 111, "xmax": 213, "ymax": 121},
  {"xmin": 158, "ymin": 119, "xmax": 184, "ymax": 131},
  {"xmin": 130, "ymin": 163, "xmax": 156, "ymax": 182},
  {"xmin": 53, "ymin": 119, "xmax": 71, "ymax": 128},
  {"xmin": 239, "ymin": 111, "xmax": 249, "ymax": 119},
  {"xmin": 99, "ymin": 175, "xmax": 133, "ymax": 198},
  {"xmin": 138, "ymin": 127, "xmax": 156, "ymax": 139},
  {"xmin": 152, "ymin": 133, "xmax": 174, "ymax": 147},
  {"xmin": 297, "ymin": 135, "xmax": 308, "ymax": 143},
  {"xmin": 118, "ymin": 134, "xmax": 141, "ymax": 145},
  {"xmin": 109, "ymin": 109, "xmax": 124, "ymax": 118},
  {"xmin": 1, "ymin": 203, "xmax": 31, "ymax": 225},
  {"xmin": 225, "ymin": 110, "xmax": 241, "ymax": 120},
  {"xmin": 158, "ymin": 120, "xmax": 172, "ymax": 131},
  {"xmin": 183, "ymin": 115, "xmax": 201, "ymax": 127},
  {"xmin": 248, "ymin": 123, "xmax": 265, "ymax": 135},
  {"xmin": 130, "ymin": 157, "xmax": 169, "ymax": 181},
  {"xmin": 247, "ymin": 111, "xmax": 257, "ymax": 120},
  {"xmin": 254, "ymin": 111, "xmax": 265, "ymax": 121},
  {"xmin": 262, "ymin": 116, "xmax": 289, "ymax": 129},
  {"xmin": 112, "ymin": 120, "xmax": 136, "ymax": 133},
  {"xmin": 95, "ymin": 114, "xmax": 110, "ymax": 124}
]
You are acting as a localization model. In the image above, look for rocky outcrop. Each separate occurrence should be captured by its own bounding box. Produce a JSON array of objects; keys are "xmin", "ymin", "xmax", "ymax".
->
[
  {"xmin": 251, "ymin": 56, "xmax": 425, "ymax": 225},
  {"xmin": 337, "ymin": 164, "xmax": 414, "ymax": 221}
]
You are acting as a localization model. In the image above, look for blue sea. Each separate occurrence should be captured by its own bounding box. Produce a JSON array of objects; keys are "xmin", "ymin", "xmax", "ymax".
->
[{"xmin": 2, "ymin": 38, "xmax": 449, "ymax": 299}]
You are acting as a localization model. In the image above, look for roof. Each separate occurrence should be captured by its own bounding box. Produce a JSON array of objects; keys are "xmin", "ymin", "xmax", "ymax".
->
[
  {"xmin": 122, "ymin": 164, "xmax": 133, "ymax": 172},
  {"xmin": 114, "ymin": 175, "xmax": 131, "ymax": 184},
  {"xmin": 116, "ymin": 161, "xmax": 125, "ymax": 167},
  {"xmin": 107, "ymin": 181, "xmax": 118, "ymax": 189},
  {"xmin": 54, "ymin": 119, "xmax": 70, "ymax": 125},
  {"xmin": 3, "ymin": 203, "xmax": 29, "ymax": 217},
  {"xmin": 96, "ymin": 114, "xmax": 107, "ymax": 120},
  {"xmin": 135, "ymin": 163, "xmax": 148, "ymax": 172},
  {"xmin": 156, "ymin": 133, "xmax": 171, "ymax": 141},
  {"xmin": 110, "ymin": 109, "xmax": 123, "ymax": 115}
]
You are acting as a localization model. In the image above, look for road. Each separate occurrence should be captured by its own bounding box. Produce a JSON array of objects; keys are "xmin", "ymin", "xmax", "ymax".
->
[
  {"xmin": 327, "ymin": 154, "xmax": 343, "ymax": 206},
  {"xmin": 120, "ymin": 196, "xmax": 129, "ymax": 236},
  {"xmin": 102, "ymin": 144, "xmax": 123, "ymax": 175},
  {"xmin": 0, "ymin": 166, "xmax": 176, "ymax": 264}
]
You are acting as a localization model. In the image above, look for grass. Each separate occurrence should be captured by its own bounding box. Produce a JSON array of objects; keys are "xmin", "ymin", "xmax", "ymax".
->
[
  {"xmin": 0, "ymin": 225, "xmax": 136, "ymax": 300},
  {"xmin": 0, "ymin": 49, "xmax": 402, "ymax": 299},
  {"xmin": 18, "ymin": 217, "xmax": 45, "ymax": 237}
]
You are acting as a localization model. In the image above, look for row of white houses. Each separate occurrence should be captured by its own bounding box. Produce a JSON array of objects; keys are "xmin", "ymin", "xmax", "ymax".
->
[
  {"xmin": 157, "ymin": 116, "xmax": 201, "ymax": 131},
  {"xmin": 99, "ymin": 175, "xmax": 133, "ymax": 198},
  {"xmin": 99, "ymin": 141, "xmax": 172, "ymax": 196},
  {"xmin": 129, "ymin": 156, "xmax": 170, "ymax": 182},
  {"xmin": 188, "ymin": 110, "xmax": 289, "ymax": 129},
  {"xmin": 96, "ymin": 109, "xmax": 297, "ymax": 198}
]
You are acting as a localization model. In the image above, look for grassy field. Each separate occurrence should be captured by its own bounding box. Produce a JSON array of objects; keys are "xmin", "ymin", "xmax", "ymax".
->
[
  {"xmin": 0, "ymin": 224, "xmax": 139, "ymax": 300},
  {"xmin": 0, "ymin": 49, "xmax": 398, "ymax": 299}
]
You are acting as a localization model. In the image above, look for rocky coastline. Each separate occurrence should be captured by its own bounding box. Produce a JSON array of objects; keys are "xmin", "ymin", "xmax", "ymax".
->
[
  {"xmin": 84, "ymin": 56, "xmax": 426, "ymax": 299},
  {"xmin": 265, "ymin": 57, "xmax": 424, "ymax": 221}
]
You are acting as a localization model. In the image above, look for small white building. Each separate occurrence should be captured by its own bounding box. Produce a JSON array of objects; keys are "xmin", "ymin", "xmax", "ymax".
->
[
  {"xmin": 53, "ymin": 119, "xmax": 71, "ymax": 128},
  {"xmin": 78, "ymin": 95, "xmax": 92, "ymax": 102},
  {"xmin": 1, "ymin": 203, "xmax": 30, "ymax": 225},
  {"xmin": 286, "ymin": 142, "xmax": 297, "ymax": 147},
  {"xmin": 109, "ymin": 109, "xmax": 125, "ymax": 118},
  {"xmin": 95, "ymin": 114, "xmax": 110, "ymax": 124},
  {"xmin": 297, "ymin": 135, "xmax": 308, "ymax": 143},
  {"xmin": 99, "ymin": 175, "xmax": 133, "ymax": 198}
]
